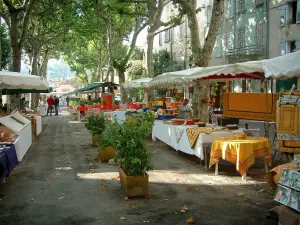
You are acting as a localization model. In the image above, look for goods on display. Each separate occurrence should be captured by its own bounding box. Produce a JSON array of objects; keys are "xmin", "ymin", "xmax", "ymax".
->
[{"xmin": 274, "ymin": 168, "xmax": 300, "ymax": 212}]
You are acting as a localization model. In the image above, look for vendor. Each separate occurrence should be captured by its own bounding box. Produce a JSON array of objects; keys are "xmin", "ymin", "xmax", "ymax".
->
[
  {"xmin": 178, "ymin": 98, "xmax": 193, "ymax": 119},
  {"xmin": 120, "ymin": 100, "xmax": 128, "ymax": 109},
  {"xmin": 164, "ymin": 98, "xmax": 172, "ymax": 109}
]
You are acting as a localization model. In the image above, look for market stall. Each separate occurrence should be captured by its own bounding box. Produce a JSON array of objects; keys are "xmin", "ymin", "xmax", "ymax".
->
[
  {"xmin": 152, "ymin": 120, "xmax": 243, "ymax": 169},
  {"xmin": 209, "ymin": 136, "xmax": 272, "ymax": 179},
  {"xmin": 0, "ymin": 112, "xmax": 32, "ymax": 161},
  {"xmin": 0, "ymin": 144, "xmax": 18, "ymax": 183}
]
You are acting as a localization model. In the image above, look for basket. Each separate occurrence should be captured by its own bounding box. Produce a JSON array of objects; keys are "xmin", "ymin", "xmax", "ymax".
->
[
  {"xmin": 226, "ymin": 124, "xmax": 239, "ymax": 130},
  {"xmin": 186, "ymin": 120, "xmax": 195, "ymax": 125}
]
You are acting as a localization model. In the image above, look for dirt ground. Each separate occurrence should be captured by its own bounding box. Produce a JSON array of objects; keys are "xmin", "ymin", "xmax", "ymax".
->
[{"xmin": 0, "ymin": 108, "xmax": 279, "ymax": 225}]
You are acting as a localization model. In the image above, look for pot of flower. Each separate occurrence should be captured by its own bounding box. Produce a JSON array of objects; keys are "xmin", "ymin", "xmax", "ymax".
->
[
  {"xmin": 114, "ymin": 112, "xmax": 154, "ymax": 198},
  {"xmin": 98, "ymin": 119, "xmax": 120, "ymax": 162},
  {"xmin": 85, "ymin": 112, "xmax": 106, "ymax": 147}
]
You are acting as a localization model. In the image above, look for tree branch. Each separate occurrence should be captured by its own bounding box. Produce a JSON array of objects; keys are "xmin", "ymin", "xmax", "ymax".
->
[
  {"xmin": 19, "ymin": 0, "xmax": 37, "ymax": 46},
  {"xmin": 122, "ymin": 20, "xmax": 147, "ymax": 65},
  {"xmin": 2, "ymin": 0, "xmax": 15, "ymax": 11},
  {"xmin": 0, "ymin": 10, "xmax": 10, "ymax": 27}
]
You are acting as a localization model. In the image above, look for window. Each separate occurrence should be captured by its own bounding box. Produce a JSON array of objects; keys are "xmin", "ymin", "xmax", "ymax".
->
[
  {"xmin": 237, "ymin": 0, "xmax": 245, "ymax": 14},
  {"xmin": 280, "ymin": 5, "xmax": 286, "ymax": 26},
  {"xmin": 164, "ymin": 29, "xmax": 170, "ymax": 43},
  {"xmin": 255, "ymin": 22, "xmax": 264, "ymax": 50},
  {"xmin": 179, "ymin": 23, "xmax": 184, "ymax": 40},
  {"xmin": 215, "ymin": 35, "xmax": 222, "ymax": 58},
  {"xmin": 287, "ymin": 1, "xmax": 297, "ymax": 25},
  {"xmin": 280, "ymin": 40, "xmax": 300, "ymax": 55},
  {"xmin": 226, "ymin": 0, "xmax": 234, "ymax": 18},
  {"xmin": 170, "ymin": 28, "xmax": 174, "ymax": 43},
  {"xmin": 237, "ymin": 27, "xmax": 246, "ymax": 51},
  {"xmin": 254, "ymin": 0, "xmax": 264, "ymax": 7},
  {"xmin": 297, "ymin": 0, "xmax": 300, "ymax": 23},
  {"xmin": 172, "ymin": 53, "xmax": 176, "ymax": 60},
  {"xmin": 159, "ymin": 33, "xmax": 163, "ymax": 46},
  {"xmin": 281, "ymin": 1, "xmax": 300, "ymax": 26},
  {"xmin": 205, "ymin": 0, "xmax": 213, "ymax": 26},
  {"xmin": 226, "ymin": 32, "xmax": 234, "ymax": 53}
]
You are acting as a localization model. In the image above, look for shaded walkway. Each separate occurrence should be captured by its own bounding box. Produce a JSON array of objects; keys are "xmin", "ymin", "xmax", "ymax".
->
[{"xmin": 0, "ymin": 109, "xmax": 277, "ymax": 225}]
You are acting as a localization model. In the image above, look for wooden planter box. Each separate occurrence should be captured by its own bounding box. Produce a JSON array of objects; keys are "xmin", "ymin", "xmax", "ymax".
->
[
  {"xmin": 92, "ymin": 135, "xmax": 101, "ymax": 147},
  {"xmin": 119, "ymin": 167, "xmax": 149, "ymax": 198},
  {"xmin": 98, "ymin": 147, "xmax": 116, "ymax": 162}
]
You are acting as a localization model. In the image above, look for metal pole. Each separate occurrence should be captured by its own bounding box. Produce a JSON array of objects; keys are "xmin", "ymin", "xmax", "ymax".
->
[{"xmin": 265, "ymin": 79, "xmax": 269, "ymax": 139}]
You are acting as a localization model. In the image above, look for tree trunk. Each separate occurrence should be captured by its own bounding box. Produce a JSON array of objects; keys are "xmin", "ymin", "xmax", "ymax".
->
[
  {"xmin": 147, "ymin": 34, "xmax": 155, "ymax": 77},
  {"xmin": 30, "ymin": 48, "xmax": 40, "ymax": 109},
  {"xmin": 9, "ymin": 12, "xmax": 22, "ymax": 72},
  {"xmin": 196, "ymin": 0, "xmax": 224, "ymax": 66},
  {"xmin": 118, "ymin": 69, "xmax": 127, "ymax": 101}
]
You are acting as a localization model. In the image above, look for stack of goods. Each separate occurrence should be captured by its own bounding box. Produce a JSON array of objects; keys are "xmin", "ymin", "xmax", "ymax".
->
[
  {"xmin": 0, "ymin": 128, "xmax": 18, "ymax": 144},
  {"xmin": 292, "ymin": 153, "xmax": 300, "ymax": 167},
  {"xmin": 276, "ymin": 90, "xmax": 300, "ymax": 153},
  {"xmin": 274, "ymin": 168, "xmax": 300, "ymax": 212}
]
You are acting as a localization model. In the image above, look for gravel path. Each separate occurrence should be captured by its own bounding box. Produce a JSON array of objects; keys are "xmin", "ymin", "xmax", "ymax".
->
[{"xmin": 0, "ymin": 108, "xmax": 278, "ymax": 225}]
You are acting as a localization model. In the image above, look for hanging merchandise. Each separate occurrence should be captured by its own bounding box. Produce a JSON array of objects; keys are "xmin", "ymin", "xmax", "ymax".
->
[{"xmin": 276, "ymin": 87, "xmax": 300, "ymax": 153}]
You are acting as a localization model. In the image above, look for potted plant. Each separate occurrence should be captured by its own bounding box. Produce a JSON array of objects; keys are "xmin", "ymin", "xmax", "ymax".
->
[
  {"xmin": 85, "ymin": 112, "xmax": 106, "ymax": 146},
  {"xmin": 98, "ymin": 118, "xmax": 120, "ymax": 162},
  {"xmin": 114, "ymin": 112, "xmax": 154, "ymax": 197}
]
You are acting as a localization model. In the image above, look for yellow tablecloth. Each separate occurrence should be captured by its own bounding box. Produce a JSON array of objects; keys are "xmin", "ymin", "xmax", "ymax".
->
[{"xmin": 209, "ymin": 136, "xmax": 272, "ymax": 175}]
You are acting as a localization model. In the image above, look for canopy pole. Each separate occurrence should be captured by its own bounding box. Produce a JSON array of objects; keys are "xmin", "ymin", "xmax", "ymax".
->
[
  {"xmin": 265, "ymin": 79, "xmax": 269, "ymax": 139},
  {"xmin": 197, "ymin": 84, "xmax": 200, "ymax": 118}
]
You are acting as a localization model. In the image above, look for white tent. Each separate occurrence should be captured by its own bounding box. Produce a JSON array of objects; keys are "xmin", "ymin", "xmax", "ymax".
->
[
  {"xmin": 0, "ymin": 71, "xmax": 49, "ymax": 90},
  {"xmin": 182, "ymin": 60, "xmax": 265, "ymax": 82},
  {"xmin": 148, "ymin": 67, "xmax": 204, "ymax": 87},
  {"xmin": 263, "ymin": 50, "xmax": 300, "ymax": 79},
  {"xmin": 122, "ymin": 78, "xmax": 153, "ymax": 89}
]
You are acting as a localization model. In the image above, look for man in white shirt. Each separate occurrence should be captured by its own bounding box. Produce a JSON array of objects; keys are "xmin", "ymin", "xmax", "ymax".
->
[{"xmin": 178, "ymin": 99, "xmax": 193, "ymax": 119}]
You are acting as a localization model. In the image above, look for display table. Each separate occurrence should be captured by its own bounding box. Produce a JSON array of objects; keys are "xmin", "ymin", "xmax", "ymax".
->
[
  {"xmin": 37, "ymin": 106, "xmax": 47, "ymax": 116},
  {"xmin": 0, "ymin": 113, "xmax": 32, "ymax": 161},
  {"xmin": 152, "ymin": 121, "xmax": 243, "ymax": 169},
  {"xmin": 0, "ymin": 145, "xmax": 18, "ymax": 183},
  {"xmin": 104, "ymin": 111, "xmax": 126, "ymax": 124},
  {"xmin": 210, "ymin": 136, "xmax": 272, "ymax": 179}
]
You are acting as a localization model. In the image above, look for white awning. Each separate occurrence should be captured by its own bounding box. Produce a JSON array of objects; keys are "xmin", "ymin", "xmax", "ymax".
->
[
  {"xmin": 122, "ymin": 77, "xmax": 153, "ymax": 89},
  {"xmin": 0, "ymin": 71, "xmax": 49, "ymax": 90},
  {"xmin": 263, "ymin": 51, "xmax": 300, "ymax": 79},
  {"xmin": 148, "ymin": 67, "xmax": 204, "ymax": 87}
]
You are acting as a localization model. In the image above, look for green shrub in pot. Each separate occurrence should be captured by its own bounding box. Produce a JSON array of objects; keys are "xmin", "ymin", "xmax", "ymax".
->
[{"xmin": 114, "ymin": 113, "xmax": 155, "ymax": 176}]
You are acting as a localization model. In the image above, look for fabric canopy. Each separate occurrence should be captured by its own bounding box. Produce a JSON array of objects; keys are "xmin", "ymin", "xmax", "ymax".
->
[
  {"xmin": 122, "ymin": 78, "xmax": 152, "ymax": 89},
  {"xmin": 182, "ymin": 60, "xmax": 265, "ymax": 82},
  {"xmin": 263, "ymin": 50, "xmax": 300, "ymax": 79},
  {"xmin": 75, "ymin": 82, "xmax": 119, "ymax": 93},
  {"xmin": 148, "ymin": 67, "xmax": 204, "ymax": 87},
  {"xmin": 0, "ymin": 71, "xmax": 49, "ymax": 91}
]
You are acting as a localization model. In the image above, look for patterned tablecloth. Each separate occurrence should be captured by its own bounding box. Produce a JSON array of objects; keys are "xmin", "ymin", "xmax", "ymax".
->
[
  {"xmin": 152, "ymin": 121, "xmax": 243, "ymax": 160},
  {"xmin": 209, "ymin": 136, "xmax": 272, "ymax": 175}
]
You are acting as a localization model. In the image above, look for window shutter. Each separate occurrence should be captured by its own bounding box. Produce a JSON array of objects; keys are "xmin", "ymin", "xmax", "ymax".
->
[
  {"xmin": 296, "ymin": 40, "xmax": 300, "ymax": 49},
  {"xmin": 216, "ymin": 35, "xmax": 222, "ymax": 58},
  {"xmin": 280, "ymin": 5, "xmax": 286, "ymax": 27},
  {"xmin": 280, "ymin": 41, "xmax": 286, "ymax": 55},
  {"xmin": 237, "ymin": 27, "xmax": 246, "ymax": 52},
  {"xmin": 255, "ymin": 22, "xmax": 264, "ymax": 51},
  {"xmin": 226, "ymin": 32, "xmax": 234, "ymax": 53},
  {"xmin": 226, "ymin": 0, "xmax": 234, "ymax": 18},
  {"xmin": 297, "ymin": 0, "xmax": 300, "ymax": 24}
]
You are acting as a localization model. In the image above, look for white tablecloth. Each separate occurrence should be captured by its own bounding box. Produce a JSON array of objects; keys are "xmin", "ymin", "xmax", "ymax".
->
[
  {"xmin": 152, "ymin": 121, "xmax": 243, "ymax": 160},
  {"xmin": 35, "ymin": 116, "xmax": 42, "ymax": 135},
  {"xmin": 104, "ymin": 111, "xmax": 126, "ymax": 124},
  {"xmin": 37, "ymin": 106, "xmax": 47, "ymax": 116}
]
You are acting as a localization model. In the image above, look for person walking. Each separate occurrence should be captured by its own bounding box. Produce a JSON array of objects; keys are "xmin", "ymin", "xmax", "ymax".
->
[
  {"xmin": 66, "ymin": 96, "xmax": 70, "ymax": 107},
  {"xmin": 46, "ymin": 95, "xmax": 54, "ymax": 116},
  {"xmin": 54, "ymin": 96, "xmax": 59, "ymax": 116}
]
